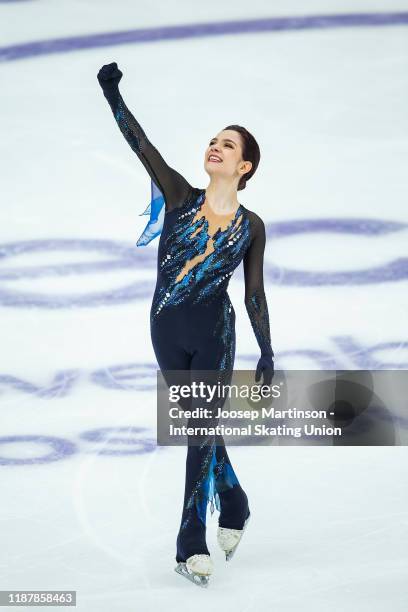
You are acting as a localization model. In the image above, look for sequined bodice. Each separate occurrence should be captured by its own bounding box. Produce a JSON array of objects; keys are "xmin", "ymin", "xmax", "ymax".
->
[{"xmin": 151, "ymin": 189, "xmax": 251, "ymax": 317}]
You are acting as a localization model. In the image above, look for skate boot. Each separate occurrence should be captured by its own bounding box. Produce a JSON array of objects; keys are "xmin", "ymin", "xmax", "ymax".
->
[
  {"xmin": 174, "ymin": 554, "xmax": 213, "ymax": 588},
  {"xmin": 217, "ymin": 511, "xmax": 250, "ymax": 561},
  {"xmin": 217, "ymin": 484, "xmax": 250, "ymax": 561},
  {"xmin": 175, "ymin": 517, "xmax": 213, "ymax": 587}
]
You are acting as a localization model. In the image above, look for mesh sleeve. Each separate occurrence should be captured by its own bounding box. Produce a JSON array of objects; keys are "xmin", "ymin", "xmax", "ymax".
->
[
  {"xmin": 243, "ymin": 214, "xmax": 274, "ymax": 357},
  {"xmin": 100, "ymin": 83, "xmax": 192, "ymax": 211}
]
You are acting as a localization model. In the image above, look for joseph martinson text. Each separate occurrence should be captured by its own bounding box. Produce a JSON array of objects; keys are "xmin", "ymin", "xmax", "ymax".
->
[{"xmin": 167, "ymin": 407, "xmax": 343, "ymax": 439}]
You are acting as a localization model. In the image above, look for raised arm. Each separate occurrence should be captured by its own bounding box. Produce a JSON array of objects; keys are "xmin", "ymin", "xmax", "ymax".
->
[
  {"xmin": 243, "ymin": 212, "xmax": 275, "ymax": 385},
  {"xmin": 97, "ymin": 62, "xmax": 192, "ymax": 212}
]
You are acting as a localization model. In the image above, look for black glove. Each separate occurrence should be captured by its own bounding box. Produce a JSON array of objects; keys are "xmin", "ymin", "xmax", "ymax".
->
[
  {"xmin": 97, "ymin": 62, "xmax": 123, "ymax": 91},
  {"xmin": 255, "ymin": 352, "xmax": 275, "ymax": 386}
]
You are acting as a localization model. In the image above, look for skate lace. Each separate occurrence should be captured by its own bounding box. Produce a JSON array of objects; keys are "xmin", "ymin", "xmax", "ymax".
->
[{"xmin": 187, "ymin": 554, "xmax": 211, "ymax": 563}]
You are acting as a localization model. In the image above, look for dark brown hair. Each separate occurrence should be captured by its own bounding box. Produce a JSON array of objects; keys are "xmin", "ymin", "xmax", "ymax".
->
[{"xmin": 223, "ymin": 124, "xmax": 261, "ymax": 191}]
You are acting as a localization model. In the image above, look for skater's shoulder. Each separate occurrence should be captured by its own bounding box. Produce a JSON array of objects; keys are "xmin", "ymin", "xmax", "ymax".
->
[
  {"xmin": 241, "ymin": 206, "xmax": 265, "ymax": 231},
  {"xmin": 239, "ymin": 201, "xmax": 261, "ymax": 221}
]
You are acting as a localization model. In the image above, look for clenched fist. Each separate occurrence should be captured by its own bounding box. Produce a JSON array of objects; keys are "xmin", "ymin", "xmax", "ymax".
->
[
  {"xmin": 97, "ymin": 62, "xmax": 123, "ymax": 90},
  {"xmin": 255, "ymin": 353, "xmax": 275, "ymax": 386}
]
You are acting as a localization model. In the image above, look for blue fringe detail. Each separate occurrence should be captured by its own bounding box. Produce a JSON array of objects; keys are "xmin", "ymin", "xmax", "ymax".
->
[
  {"xmin": 136, "ymin": 179, "xmax": 165, "ymax": 246},
  {"xmin": 194, "ymin": 446, "xmax": 241, "ymax": 526},
  {"xmin": 194, "ymin": 444, "xmax": 217, "ymax": 525}
]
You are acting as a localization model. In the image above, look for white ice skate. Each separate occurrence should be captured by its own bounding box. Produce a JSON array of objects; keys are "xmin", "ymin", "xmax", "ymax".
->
[
  {"xmin": 174, "ymin": 554, "xmax": 214, "ymax": 588},
  {"xmin": 217, "ymin": 513, "xmax": 251, "ymax": 561}
]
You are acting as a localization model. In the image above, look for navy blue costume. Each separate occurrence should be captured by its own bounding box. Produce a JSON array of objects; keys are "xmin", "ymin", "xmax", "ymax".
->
[{"xmin": 97, "ymin": 63, "xmax": 275, "ymax": 563}]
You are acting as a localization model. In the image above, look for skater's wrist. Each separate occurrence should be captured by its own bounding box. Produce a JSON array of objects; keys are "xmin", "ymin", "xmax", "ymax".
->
[{"xmin": 261, "ymin": 347, "xmax": 274, "ymax": 360}]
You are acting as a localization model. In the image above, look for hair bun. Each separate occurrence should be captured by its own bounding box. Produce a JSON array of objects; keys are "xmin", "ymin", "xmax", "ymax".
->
[
  {"xmin": 238, "ymin": 176, "xmax": 247, "ymax": 191},
  {"xmin": 223, "ymin": 123, "xmax": 260, "ymax": 191}
]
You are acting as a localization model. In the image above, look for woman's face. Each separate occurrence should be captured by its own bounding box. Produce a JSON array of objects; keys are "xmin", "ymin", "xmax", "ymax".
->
[{"xmin": 204, "ymin": 129, "xmax": 252, "ymax": 186}]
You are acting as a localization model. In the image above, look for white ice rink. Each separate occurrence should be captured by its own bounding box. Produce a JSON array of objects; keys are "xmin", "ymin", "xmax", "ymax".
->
[{"xmin": 1, "ymin": 1, "xmax": 408, "ymax": 609}]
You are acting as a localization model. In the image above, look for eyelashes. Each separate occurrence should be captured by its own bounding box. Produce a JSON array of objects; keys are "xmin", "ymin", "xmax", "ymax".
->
[{"xmin": 209, "ymin": 141, "xmax": 233, "ymax": 148}]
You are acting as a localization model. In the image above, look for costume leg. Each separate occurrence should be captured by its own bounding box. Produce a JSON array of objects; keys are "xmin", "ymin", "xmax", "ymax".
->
[
  {"xmin": 151, "ymin": 311, "xmax": 217, "ymax": 563},
  {"xmin": 210, "ymin": 302, "xmax": 250, "ymax": 531},
  {"xmin": 175, "ymin": 301, "xmax": 248, "ymax": 564},
  {"xmin": 214, "ymin": 436, "xmax": 249, "ymax": 530}
]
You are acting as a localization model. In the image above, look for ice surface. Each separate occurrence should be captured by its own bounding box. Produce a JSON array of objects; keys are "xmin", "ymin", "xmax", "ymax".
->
[{"xmin": 1, "ymin": 1, "xmax": 407, "ymax": 609}]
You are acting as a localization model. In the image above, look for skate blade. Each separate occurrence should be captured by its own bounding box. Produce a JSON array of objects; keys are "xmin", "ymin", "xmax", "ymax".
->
[
  {"xmin": 225, "ymin": 513, "xmax": 251, "ymax": 562},
  {"xmin": 174, "ymin": 562, "xmax": 210, "ymax": 588}
]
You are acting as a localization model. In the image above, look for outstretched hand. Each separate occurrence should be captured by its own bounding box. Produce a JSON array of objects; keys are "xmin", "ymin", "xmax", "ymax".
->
[
  {"xmin": 97, "ymin": 62, "xmax": 123, "ymax": 90},
  {"xmin": 255, "ymin": 353, "xmax": 275, "ymax": 386}
]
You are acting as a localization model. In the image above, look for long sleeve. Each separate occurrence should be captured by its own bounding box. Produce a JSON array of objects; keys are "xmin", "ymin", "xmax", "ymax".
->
[
  {"xmin": 100, "ymin": 83, "xmax": 192, "ymax": 212},
  {"xmin": 243, "ymin": 213, "xmax": 275, "ymax": 383}
]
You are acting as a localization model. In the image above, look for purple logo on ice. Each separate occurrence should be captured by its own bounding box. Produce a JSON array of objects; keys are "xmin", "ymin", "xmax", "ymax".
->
[{"xmin": 0, "ymin": 218, "xmax": 406, "ymax": 308}]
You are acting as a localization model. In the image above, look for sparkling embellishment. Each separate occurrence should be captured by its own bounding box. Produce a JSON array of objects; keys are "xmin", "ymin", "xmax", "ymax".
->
[{"xmin": 151, "ymin": 189, "xmax": 250, "ymax": 317}]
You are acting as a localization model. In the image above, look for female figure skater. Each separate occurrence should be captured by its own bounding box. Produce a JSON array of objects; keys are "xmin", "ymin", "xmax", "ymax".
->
[{"xmin": 97, "ymin": 62, "xmax": 275, "ymax": 588}]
